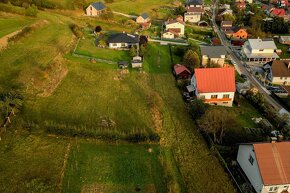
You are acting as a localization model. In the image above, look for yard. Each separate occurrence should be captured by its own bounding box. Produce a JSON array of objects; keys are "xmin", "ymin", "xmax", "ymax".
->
[
  {"xmin": 275, "ymin": 40, "xmax": 290, "ymax": 59},
  {"xmin": 63, "ymin": 143, "xmax": 167, "ymax": 193}
]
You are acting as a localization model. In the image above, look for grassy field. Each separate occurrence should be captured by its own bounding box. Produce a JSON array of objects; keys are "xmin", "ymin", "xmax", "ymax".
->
[
  {"xmin": 275, "ymin": 40, "xmax": 290, "ymax": 59},
  {"xmin": 63, "ymin": 143, "xmax": 167, "ymax": 193},
  {"xmin": 0, "ymin": 14, "xmax": 35, "ymax": 38},
  {"xmin": 0, "ymin": 6, "xmax": 236, "ymax": 193},
  {"xmin": 0, "ymin": 131, "xmax": 67, "ymax": 193}
]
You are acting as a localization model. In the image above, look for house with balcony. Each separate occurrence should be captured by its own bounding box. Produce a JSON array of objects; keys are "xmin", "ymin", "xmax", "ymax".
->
[
  {"xmin": 190, "ymin": 67, "xmax": 236, "ymax": 106},
  {"xmin": 237, "ymin": 141, "xmax": 290, "ymax": 193},
  {"xmin": 242, "ymin": 38, "xmax": 279, "ymax": 62},
  {"xmin": 263, "ymin": 60, "xmax": 290, "ymax": 85},
  {"xmin": 200, "ymin": 46, "xmax": 228, "ymax": 67}
]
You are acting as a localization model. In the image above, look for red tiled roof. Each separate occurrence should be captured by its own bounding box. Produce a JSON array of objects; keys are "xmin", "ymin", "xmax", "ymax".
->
[
  {"xmin": 271, "ymin": 8, "xmax": 286, "ymax": 17},
  {"xmin": 194, "ymin": 67, "xmax": 235, "ymax": 93},
  {"xmin": 254, "ymin": 142, "xmax": 290, "ymax": 185},
  {"xmin": 167, "ymin": 28, "xmax": 181, "ymax": 35},
  {"xmin": 187, "ymin": 7, "xmax": 204, "ymax": 13},
  {"xmin": 174, "ymin": 64, "xmax": 191, "ymax": 75}
]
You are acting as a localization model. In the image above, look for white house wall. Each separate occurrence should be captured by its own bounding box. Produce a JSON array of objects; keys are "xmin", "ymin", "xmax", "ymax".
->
[
  {"xmin": 198, "ymin": 91, "xmax": 234, "ymax": 106},
  {"xmin": 237, "ymin": 145, "xmax": 264, "ymax": 193},
  {"xmin": 252, "ymin": 48, "xmax": 275, "ymax": 54}
]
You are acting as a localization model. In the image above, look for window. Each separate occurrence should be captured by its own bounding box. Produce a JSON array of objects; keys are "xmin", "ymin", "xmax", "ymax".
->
[
  {"xmin": 211, "ymin": 95, "xmax": 218, "ymax": 99},
  {"xmin": 259, "ymin": 49, "xmax": 264, "ymax": 52},
  {"xmin": 223, "ymin": 102, "xmax": 228, "ymax": 104},
  {"xmin": 121, "ymin": 43, "xmax": 126, "ymax": 47},
  {"xmin": 269, "ymin": 186, "xmax": 278, "ymax": 192},
  {"xmin": 280, "ymin": 77, "xmax": 283, "ymax": 80},
  {"xmin": 199, "ymin": 95, "xmax": 205, "ymax": 100},
  {"xmin": 283, "ymin": 186, "xmax": 289, "ymax": 191},
  {"xmin": 248, "ymin": 155, "xmax": 254, "ymax": 165},
  {"xmin": 223, "ymin": 94, "xmax": 230, "ymax": 98},
  {"xmin": 112, "ymin": 43, "xmax": 117, "ymax": 47}
]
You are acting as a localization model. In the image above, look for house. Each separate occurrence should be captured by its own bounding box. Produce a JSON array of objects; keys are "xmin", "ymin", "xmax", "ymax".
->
[
  {"xmin": 270, "ymin": 8, "xmax": 286, "ymax": 17},
  {"xmin": 136, "ymin": 13, "xmax": 150, "ymax": 24},
  {"xmin": 191, "ymin": 67, "xmax": 236, "ymax": 106},
  {"xmin": 107, "ymin": 33, "xmax": 139, "ymax": 49},
  {"xmin": 226, "ymin": 27, "xmax": 248, "ymax": 39},
  {"xmin": 200, "ymin": 46, "xmax": 228, "ymax": 66},
  {"xmin": 131, "ymin": 56, "xmax": 142, "ymax": 68},
  {"xmin": 237, "ymin": 142, "xmax": 290, "ymax": 193},
  {"xmin": 221, "ymin": 20, "xmax": 233, "ymax": 31},
  {"xmin": 86, "ymin": 2, "xmax": 106, "ymax": 16},
  {"xmin": 173, "ymin": 64, "xmax": 191, "ymax": 79},
  {"xmin": 235, "ymin": 1, "xmax": 246, "ymax": 10},
  {"xmin": 242, "ymin": 38, "xmax": 279, "ymax": 62},
  {"xmin": 184, "ymin": 0, "xmax": 203, "ymax": 8},
  {"xmin": 277, "ymin": 0, "xmax": 289, "ymax": 7},
  {"xmin": 162, "ymin": 19, "xmax": 185, "ymax": 39},
  {"xmin": 184, "ymin": 7, "xmax": 203, "ymax": 23},
  {"xmin": 263, "ymin": 60, "xmax": 290, "ymax": 85},
  {"xmin": 279, "ymin": 36, "xmax": 290, "ymax": 44}
]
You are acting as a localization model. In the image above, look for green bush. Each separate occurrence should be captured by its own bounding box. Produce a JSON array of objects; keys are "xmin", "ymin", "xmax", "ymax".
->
[
  {"xmin": 25, "ymin": 4, "xmax": 38, "ymax": 17},
  {"xmin": 69, "ymin": 24, "xmax": 83, "ymax": 38},
  {"xmin": 0, "ymin": 2, "xmax": 25, "ymax": 15}
]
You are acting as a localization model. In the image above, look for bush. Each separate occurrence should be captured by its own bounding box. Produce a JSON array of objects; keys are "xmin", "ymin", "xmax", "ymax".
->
[
  {"xmin": 104, "ymin": 0, "xmax": 114, "ymax": 3},
  {"xmin": 8, "ymin": 26, "xmax": 34, "ymax": 42},
  {"xmin": 69, "ymin": 24, "xmax": 83, "ymax": 38},
  {"xmin": 0, "ymin": 2, "xmax": 25, "ymax": 15},
  {"xmin": 25, "ymin": 4, "xmax": 38, "ymax": 17}
]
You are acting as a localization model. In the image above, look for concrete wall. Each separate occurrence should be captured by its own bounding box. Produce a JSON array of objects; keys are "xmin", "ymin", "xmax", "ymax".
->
[
  {"xmin": 252, "ymin": 48, "xmax": 274, "ymax": 54},
  {"xmin": 184, "ymin": 14, "xmax": 201, "ymax": 23},
  {"xmin": 202, "ymin": 55, "xmax": 225, "ymax": 67},
  {"xmin": 86, "ymin": 5, "xmax": 106, "ymax": 16},
  {"xmin": 272, "ymin": 77, "xmax": 290, "ymax": 85},
  {"xmin": 197, "ymin": 91, "xmax": 234, "ymax": 107},
  {"xmin": 162, "ymin": 32, "xmax": 174, "ymax": 39},
  {"xmin": 262, "ymin": 184, "xmax": 290, "ymax": 193},
  {"xmin": 237, "ymin": 145, "xmax": 264, "ymax": 193}
]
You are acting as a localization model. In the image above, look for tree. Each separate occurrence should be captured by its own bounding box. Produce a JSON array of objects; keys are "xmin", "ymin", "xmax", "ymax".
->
[
  {"xmin": 222, "ymin": 14, "xmax": 236, "ymax": 22},
  {"xmin": 0, "ymin": 90, "xmax": 23, "ymax": 118},
  {"xmin": 130, "ymin": 46, "xmax": 137, "ymax": 57},
  {"xmin": 183, "ymin": 50, "xmax": 200, "ymax": 70},
  {"xmin": 174, "ymin": 6, "xmax": 186, "ymax": 16},
  {"xmin": 189, "ymin": 99, "xmax": 208, "ymax": 120},
  {"xmin": 139, "ymin": 35, "xmax": 148, "ymax": 46},
  {"xmin": 139, "ymin": 45, "xmax": 147, "ymax": 57},
  {"xmin": 198, "ymin": 108, "xmax": 238, "ymax": 144},
  {"xmin": 95, "ymin": 26, "xmax": 102, "ymax": 33}
]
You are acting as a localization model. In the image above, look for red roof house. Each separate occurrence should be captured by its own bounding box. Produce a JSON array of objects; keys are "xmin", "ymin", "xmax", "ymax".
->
[
  {"xmin": 235, "ymin": 2, "xmax": 246, "ymax": 10},
  {"xmin": 173, "ymin": 64, "xmax": 191, "ymax": 79},
  {"xmin": 271, "ymin": 8, "xmax": 286, "ymax": 17},
  {"xmin": 192, "ymin": 67, "xmax": 236, "ymax": 106},
  {"xmin": 237, "ymin": 142, "xmax": 290, "ymax": 193}
]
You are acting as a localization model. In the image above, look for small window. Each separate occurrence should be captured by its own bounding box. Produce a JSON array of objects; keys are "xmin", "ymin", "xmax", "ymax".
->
[
  {"xmin": 248, "ymin": 155, "xmax": 254, "ymax": 165},
  {"xmin": 112, "ymin": 43, "xmax": 117, "ymax": 46},
  {"xmin": 121, "ymin": 43, "xmax": 126, "ymax": 47},
  {"xmin": 223, "ymin": 94, "xmax": 230, "ymax": 98},
  {"xmin": 259, "ymin": 49, "xmax": 264, "ymax": 52},
  {"xmin": 283, "ymin": 186, "xmax": 289, "ymax": 191},
  {"xmin": 269, "ymin": 186, "xmax": 278, "ymax": 192},
  {"xmin": 280, "ymin": 77, "xmax": 283, "ymax": 80},
  {"xmin": 223, "ymin": 102, "xmax": 228, "ymax": 104},
  {"xmin": 211, "ymin": 95, "xmax": 218, "ymax": 99}
]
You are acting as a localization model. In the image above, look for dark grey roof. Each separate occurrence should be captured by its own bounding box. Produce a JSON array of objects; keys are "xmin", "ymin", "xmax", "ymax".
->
[
  {"xmin": 200, "ymin": 46, "xmax": 227, "ymax": 58},
  {"xmin": 107, "ymin": 33, "xmax": 139, "ymax": 44},
  {"xmin": 185, "ymin": 0, "xmax": 203, "ymax": 5},
  {"xmin": 91, "ymin": 2, "xmax": 106, "ymax": 11},
  {"xmin": 140, "ymin": 13, "xmax": 149, "ymax": 19}
]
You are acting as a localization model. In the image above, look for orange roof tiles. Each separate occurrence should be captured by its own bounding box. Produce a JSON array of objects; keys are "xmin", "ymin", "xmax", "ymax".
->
[
  {"xmin": 174, "ymin": 64, "xmax": 191, "ymax": 75},
  {"xmin": 194, "ymin": 67, "xmax": 236, "ymax": 93},
  {"xmin": 253, "ymin": 142, "xmax": 290, "ymax": 185}
]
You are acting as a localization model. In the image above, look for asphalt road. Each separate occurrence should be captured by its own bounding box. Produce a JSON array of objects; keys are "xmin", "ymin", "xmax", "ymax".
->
[{"xmin": 211, "ymin": 1, "xmax": 284, "ymax": 111}]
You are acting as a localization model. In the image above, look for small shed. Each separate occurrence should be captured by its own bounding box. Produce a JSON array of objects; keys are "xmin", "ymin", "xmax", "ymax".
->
[
  {"xmin": 132, "ymin": 56, "xmax": 143, "ymax": 68},
  {"xmin": 173, "ymin": 64, "xmax": 191, "ymax": 79},
  {"xmin": 118, "ymin": 61, "xmax": 129, "ymax": 69}
]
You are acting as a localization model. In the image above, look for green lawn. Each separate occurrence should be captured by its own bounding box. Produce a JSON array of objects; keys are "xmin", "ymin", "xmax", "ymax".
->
[
  {"xmin": 275, "ymin": 41, "xmax": 290, "ymax": 59},
  {"xmin": 0, "ymin": 131, "xmax": 67, "ymax": 193},
  {"xmin": 63, "ymin": 143, "xmax": 167, "ymax": 193},
  {"xmin": 0, "ymin": 14, "xmax": 35, "ymax": 38}
]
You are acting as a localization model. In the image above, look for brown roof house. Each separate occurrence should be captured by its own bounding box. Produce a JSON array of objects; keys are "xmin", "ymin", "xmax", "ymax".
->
[
  {"xmin": 264, "ymin": 60, "xmax": 290, "ymax": 85},
  {"xmin": 237, "ymin": 142, "xmax": 290, "ymax": 193},
  {"xmin": 162, "ymin": 19, "xmax": 185, "ymax": 39},
  {"xmin": 184, "ymin": 7, "xmax": 204, "ymax": 23},
  {"xmin": 136, "ymin": 13, "xmax": 151, "ymax": 30},
  {"xmin": 86, "ymin": 2, "xmax": 106, "ymax": 16},
  {"xmin": 221, "ymin": 20, "xmax": 233, "ymax": 31},
  {"xmin": 173, "ymin": 64, "xmax": 191, "ymax": 79}
]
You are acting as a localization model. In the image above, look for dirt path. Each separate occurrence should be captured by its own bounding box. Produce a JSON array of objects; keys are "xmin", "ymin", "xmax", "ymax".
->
[
  {"xmin": 0, "ymin": 29, "xmax": 23, "ymax": 51},
  {"xmin": 55, "ymin": 142, "xmax": 71, "ymax": 193}
]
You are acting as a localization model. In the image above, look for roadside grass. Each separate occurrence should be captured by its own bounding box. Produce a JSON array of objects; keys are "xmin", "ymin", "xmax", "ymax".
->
[
  {"xmin": 0, "ymin": 131, "xmax": 67, "ymax": 193},
  {"xmin": 0, "ymin": 14, "xmax": 35, "ymax": 38},
  {"xmin": 75, "ymin": 33, "xmax": 130, "ymax": 62},
  {"xmin": 62, "ymin": 143, "xmax": 167, "ymax": 193}
]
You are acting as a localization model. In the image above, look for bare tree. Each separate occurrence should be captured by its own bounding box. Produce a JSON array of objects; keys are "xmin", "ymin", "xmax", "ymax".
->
[{"xmin": 198, "ymin": 108, "xmax": 237, "ymax": 144}]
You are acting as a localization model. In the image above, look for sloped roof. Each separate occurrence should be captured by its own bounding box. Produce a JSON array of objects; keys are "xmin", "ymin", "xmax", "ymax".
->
[
  {"xmin": 185, "ymin": 0, "xmax": 203, "ymax": 5},
  {"xmin": 165, "ymin": 19, "xmax": 185, "ymax": 25},
  {"xmin": 271, "ymin": 8, "xmax": 286, "ymax": 16},
  {"xmin": 200, "ymin": 46, "xmax": 227, "ymax": 58},
  {"xmin": 107, "ymin": 33, "xmax": 139, "ymax": 44},
  {"xmin": 248, "ymin": 39, "xmax": 277, "ymax": 50},
  {"xmin": 194, "ymin": 67, "xmax": 236, "ymax": 93},
  {"xmin": 91, "ymin": 2, "xmax": 106, "ymax": 11},
  {"xmin": 221, "ymin": 20, "xmax": 233, "ymax": 27},
  {"xmin": 174, "ymin": 64, "xmax": 191, "ymax": 75},
  {"xmin": 253, "ymin": 142, "xmax": 290, "ymax": 185},
  {"xmin": 140, "ymin": 13, "xmax": 149, "ymax": 19},
  {"xmin": 187, "ymin": 7, "xmax": 204, "ymax": 13},
  {"xmin": 268, "ymin": 60, "xmax": 290, "ymax": 78}
]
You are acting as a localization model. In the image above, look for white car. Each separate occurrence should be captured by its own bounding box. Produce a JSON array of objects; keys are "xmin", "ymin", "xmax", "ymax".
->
[{"xmin": 232, "ymin": 60, "xmax": 237, "ymax": 65}]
